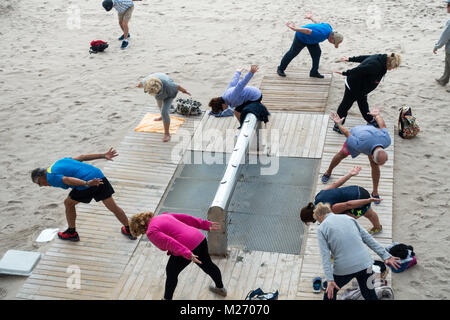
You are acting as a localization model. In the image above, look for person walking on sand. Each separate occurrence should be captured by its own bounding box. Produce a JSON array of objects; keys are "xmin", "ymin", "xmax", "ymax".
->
[
  {"xmin": 129, "ymin": 212, "xmax": 227, "ymax": 300},
  {"xmin": 333, "ymin": 53, "xmax": 401, "ymax": 132},
  {"xmin": 313, "ymin": 202, "xmax": 401, "ymax": 300},
  {"xmin": 321, "ymin": 109, "xmax": 390, "ymax": 204},
  {"xmin": 137, "ymin": 73, "xmax": 191, "ymax": 142},
  {"xmin": 300, "ymin": 166, "xmax": 383, "ymax": 235},
  {"xmin": 31, "ymin": 148, "xmax": 136, "ymax": 242},
  {"xmin": 277, "ymin": 12, "xmax": 343, "ymax": 78},
  {"xmin": 208, "ymin": 65, "xmax": 263, "ymax": 123},
  {"xmin": 102, "ymin": 0, "xmax": 137, "ymax": 50},
  {"xmin": 433, "ymin": 0, "xmax": 450, "ymax": 90}
]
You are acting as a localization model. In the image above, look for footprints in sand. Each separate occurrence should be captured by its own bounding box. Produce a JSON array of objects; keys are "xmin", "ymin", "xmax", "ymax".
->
[{"xmin": 39, "ymin": 203, "xmax": 59, "ymax": 210}]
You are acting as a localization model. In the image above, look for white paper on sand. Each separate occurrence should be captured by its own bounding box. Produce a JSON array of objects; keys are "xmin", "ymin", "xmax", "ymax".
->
[{"xmin": 35, "ymin": 228, "xmax": 59, "ymax": 242}]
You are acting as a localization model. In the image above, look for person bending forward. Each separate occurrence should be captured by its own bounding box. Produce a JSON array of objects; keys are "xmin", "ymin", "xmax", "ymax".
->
[{"xmin": 31, "ymin": 148, "xmax": 136, "ymax": 241}]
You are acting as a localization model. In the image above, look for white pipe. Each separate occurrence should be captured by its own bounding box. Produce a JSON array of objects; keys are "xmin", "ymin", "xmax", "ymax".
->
[{"xmin": 208, "ymin": 113, "xmax": 259, "ymax": 256}]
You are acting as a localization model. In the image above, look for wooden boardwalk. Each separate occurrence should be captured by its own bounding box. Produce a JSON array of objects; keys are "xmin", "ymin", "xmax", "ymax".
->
[
  {"xmin": 189, "ymin": 112, "xmax": 329, "ymax": 158},
  {"xmin": 17, "ymin": 69, "xmax": 394, "ymax": 300},
  {"xmin": 259, "ymin": 69, "xmax": 332, "ymax": 113},
  {"xmin": 16, "ymin": 105, "xmax": 203, "ymax": 300},
  {"xmin": 297, "ymin": 117, "xmax": 395, "ymax": 299}
]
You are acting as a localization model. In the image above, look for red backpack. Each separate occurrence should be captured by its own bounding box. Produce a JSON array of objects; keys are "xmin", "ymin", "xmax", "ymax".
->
[{"xmin": 89, "ymin": 40, "xmax": 109, "ymax": 54}]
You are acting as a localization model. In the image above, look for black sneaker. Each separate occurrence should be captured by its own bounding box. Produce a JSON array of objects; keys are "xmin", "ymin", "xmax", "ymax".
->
[
  {"xmin": 310, "ymin": 72, "xmax": 324, "ymax": 79},
  {"xmin": 121, "ymin": 226, "xmax": 137, "ymax": 240},
  {"xmin": 118, "ymin": 33, "xmax": 131, "ymax": 41},
  {"xmin": 120, "ymin": 40, "xmax": 129, "ymax": 49},
  {"xmin": 58, "ymin": 229, "xmax": 80, "ymax": 242},
  {"xmin": 368, "ymin": 120, "xmax": 379, "ymax": 128},
  {"xmin": 277, "ymin": 67, "xmax": 286, "ymax": 77},
  {"xmin": 332, "ymin": 124, "xmax": 343, "ymax": 134}
]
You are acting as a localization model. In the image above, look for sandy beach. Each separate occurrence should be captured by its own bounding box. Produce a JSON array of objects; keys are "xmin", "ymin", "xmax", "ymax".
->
[{"xmin": 0, "ymin": 0, "xmax": 449, "ymax": 300}]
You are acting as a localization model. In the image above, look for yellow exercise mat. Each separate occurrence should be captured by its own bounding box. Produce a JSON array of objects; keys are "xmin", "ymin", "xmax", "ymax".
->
[{"xmin": 134, "ymin": 113, "xmax": 185, "ymax": 134}]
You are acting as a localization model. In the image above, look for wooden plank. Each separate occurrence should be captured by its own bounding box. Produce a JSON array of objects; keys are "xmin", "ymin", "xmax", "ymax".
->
[{"xmin": 144, "ymin": 249, "xmax": 170, "ymax": 300}]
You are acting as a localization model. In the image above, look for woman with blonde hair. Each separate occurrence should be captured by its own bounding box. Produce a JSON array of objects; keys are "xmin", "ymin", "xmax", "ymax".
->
[
  {"xmin": 313, "ymin": 202, "xmax": 401, "ymax": 300},
  {"xmin": 333, "ymin": 53, "xmax": 401, "ymax": 133},
  {"xmin": 137, "ymin": 73, "xmax": 191, "ymax": 142},
  {"xmin": 129, "ymin": 211, "xmax": 226, "ymax": 300}
]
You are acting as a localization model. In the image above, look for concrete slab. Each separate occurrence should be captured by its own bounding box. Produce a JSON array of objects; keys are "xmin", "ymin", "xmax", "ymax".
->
[{"xmin": 0, "ymin": 250, "xmax": 41, "ymax": 276}]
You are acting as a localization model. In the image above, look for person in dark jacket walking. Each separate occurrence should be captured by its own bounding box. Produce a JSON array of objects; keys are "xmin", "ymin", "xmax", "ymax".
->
[{"xmin": 333, "ymin": 53, "xmax": 401, "ymax": 133}]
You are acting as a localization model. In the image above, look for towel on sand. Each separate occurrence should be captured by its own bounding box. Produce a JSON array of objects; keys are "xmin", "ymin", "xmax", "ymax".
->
[{"xmin": 134, "ymin": 113, "xmax": 185, "ymax": 134}]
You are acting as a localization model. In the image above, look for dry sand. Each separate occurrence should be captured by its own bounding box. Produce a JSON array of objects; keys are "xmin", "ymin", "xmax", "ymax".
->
[{"xmin": 0, "ymin": 0, "xmax": 449, "ymax": 299}]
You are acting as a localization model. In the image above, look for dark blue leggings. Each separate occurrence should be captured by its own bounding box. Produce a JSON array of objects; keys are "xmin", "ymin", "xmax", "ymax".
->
[
  {"xmin": 324, "ymin": 268, "xmax": 378, "ymax": 300},
  {"xmin": 278, "ymin": 36, "xmax": 322, "ymax": 74}
]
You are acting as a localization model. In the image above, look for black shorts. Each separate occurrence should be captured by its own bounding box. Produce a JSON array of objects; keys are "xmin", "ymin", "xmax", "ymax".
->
[
  {"xmin": 68, "ymin": 177, "xmax": 115, "ymax": 204},
  {"xmin": 234, "ymin": 94, "xmax": 263, "ymax": 113}
]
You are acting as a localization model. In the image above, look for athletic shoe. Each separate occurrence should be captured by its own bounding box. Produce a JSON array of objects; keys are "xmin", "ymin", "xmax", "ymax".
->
[
  {"xmin": 58, "ymin": 229, "xmax": 80, "ymax": 242},
  {"xmin": 371, "ymin": 193, "xmax": 381, "ymax": 205},
  {"xmin": 312, "ymin": 277, "xmax": 322, "ymax": 293},
  {"xmin": 121, "ymin": 40, "xmax": 129, "ymax": 49},
  {"xmin": 368, "ymin": 225, "xmax": 383, "ymax": 235},
  {"xmin": 121, "ymin": 226, "xmax": 137, "ymax": 240},
  {"xmin": 435, "ymin": 79, "xmax": 447, "ymax": 86},
  {"xmin": 321, "ymin": 174, "xmax": 330, "ymax": 184},
  {"xmin": 277, "ymin": 67, "xmax": 286, "ymax": 77},
  {"xmin": 368, "ymin": 119, "xmax": 379, "ymax": 128},
  {"xmin": 209, "ymin": 285, "xmax": 227, "ymax": 297},
  {"xmin": 332, "ymin": 124, "xmax": 343, "ymax": 134},
  {"xmin": 118, "ymin": 33, "xmax": 130, "ymax": 41},
  {"xmin": 310, "ymin": 72, "xmax": 325, "ymax": 79}
]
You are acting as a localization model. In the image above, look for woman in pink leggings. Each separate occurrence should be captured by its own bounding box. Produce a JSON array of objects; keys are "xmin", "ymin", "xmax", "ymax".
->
[{"xmin": 129, "ymin": 212, "xmax": 227, "ymax": 300}]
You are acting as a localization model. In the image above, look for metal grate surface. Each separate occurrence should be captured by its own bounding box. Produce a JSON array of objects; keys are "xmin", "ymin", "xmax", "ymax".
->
[{"xmin": 157, "ymin": 152, "xmax": 318, "ymax": 254}]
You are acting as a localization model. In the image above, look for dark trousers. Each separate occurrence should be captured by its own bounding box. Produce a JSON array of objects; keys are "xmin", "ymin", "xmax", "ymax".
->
[
  {"xmin": 235, "ymin": 93, "xmax": 263, "ymax": 113},
  {"xmin": 279, "ymin": 36, "xmax": 321, "ymax": 74},
  {"xmin": 164, "ymin": 238, "xmax": 224, "ymax": 300},
  {"xmin": 324, "ymin": 268, "xmax": 378, "ymax": 300},
  {"xmin": 336, "ymin": 86, "xmax": 374, "ymax": 124}
]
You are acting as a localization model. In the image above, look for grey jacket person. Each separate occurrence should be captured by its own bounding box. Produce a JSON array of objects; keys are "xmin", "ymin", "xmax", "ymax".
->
[
  {"xmin": 435, "ymin": 19, "xmax": 450, "ymax": 54},
  {"xmin": 317, "ymin": 213, "xmax": 392, "ymax": 282}
]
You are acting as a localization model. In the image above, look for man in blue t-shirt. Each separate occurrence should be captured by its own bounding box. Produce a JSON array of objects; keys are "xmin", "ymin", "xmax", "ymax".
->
[
  {"xmin": 277, "ymin": 12, "xmax": 344, "ymax": 78},
  {"xmin": 31, "ymin": 148, "xmax": 136, "ymax": 242},
  {"xmin": 321, "ymin": 108, "xmax": 391, "ymax": 204}
]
